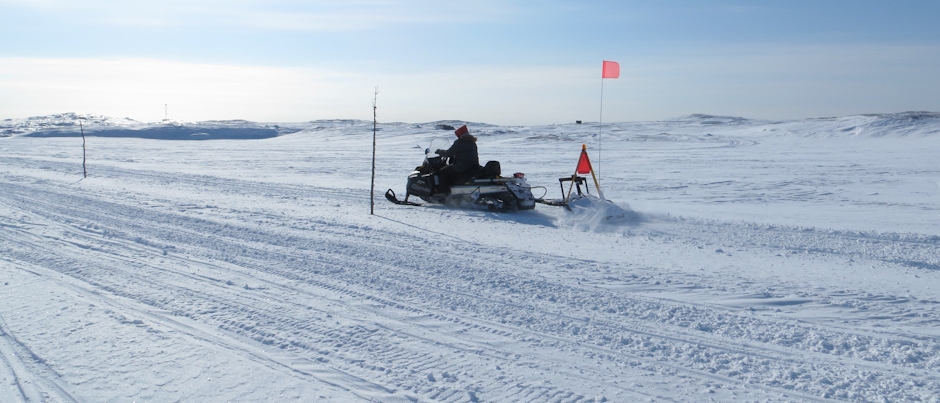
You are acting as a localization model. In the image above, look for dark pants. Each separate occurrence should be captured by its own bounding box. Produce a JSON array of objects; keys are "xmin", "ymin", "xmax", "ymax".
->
[{"xmin": 437, "ymin": 165, "xmax": 465, "ymax": 194}]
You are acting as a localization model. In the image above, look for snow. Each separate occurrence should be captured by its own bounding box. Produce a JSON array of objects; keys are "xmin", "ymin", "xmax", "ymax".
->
[{"xmin": 1, "ymin": 112, "xmax": 939, "ymax": 402}]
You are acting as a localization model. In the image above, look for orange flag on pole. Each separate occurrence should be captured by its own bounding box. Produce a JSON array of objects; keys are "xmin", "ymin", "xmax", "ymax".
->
[
  {"xmin": 599, "ymin": 60, "xmax": 619, "ymax": 180},
  {"xmin": 602, "ymin": 60, "xmax": 620, "ymax": 79}
]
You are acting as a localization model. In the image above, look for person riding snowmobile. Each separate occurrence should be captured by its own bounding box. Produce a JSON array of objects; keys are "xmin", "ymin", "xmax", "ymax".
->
[{"xmin": 434, "ymin": 124, "xmax": 479, "ymax": 192}]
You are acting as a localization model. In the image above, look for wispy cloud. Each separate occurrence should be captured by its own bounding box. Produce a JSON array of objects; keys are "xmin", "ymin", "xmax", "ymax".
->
[
  {"xmin": 0, "ymin": 57, "xmax": 596, "ymax": 123},
  {"xmin": 615, "ymin": 44, "xmax": 940, "ymax": 119},
  {"xmin": 2, "ymin": 0, "xmax": 521, "ymax": 30},
  {"xmin": 0, "ymin": 57, "xmax": 351, "ymax": 121},
  {"xmin": 3, "ymin": 43, "xmax": 939, "ymax": 124}
]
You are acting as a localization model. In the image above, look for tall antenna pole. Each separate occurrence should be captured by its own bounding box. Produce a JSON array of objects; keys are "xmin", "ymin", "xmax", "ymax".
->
[
  {"xmin": 165, "ymin": 104, "xmax": 168, "ymax": 121},
  {"xmin": 370, "ymin": 87, "xmax": 378, "ymax": 215},
  {"xmin": 80, "ymin": 117, "xmax": 87, "ymax": 178}
]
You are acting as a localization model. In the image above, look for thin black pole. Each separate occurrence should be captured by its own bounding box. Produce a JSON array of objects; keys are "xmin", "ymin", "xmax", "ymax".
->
[
  {"xmin": 370, "ymin": 87, "xmax": 378, "ymax": 215},
  {"xmin": 80, "ymin": 117, "xmax": 87, "ymax": 178}
]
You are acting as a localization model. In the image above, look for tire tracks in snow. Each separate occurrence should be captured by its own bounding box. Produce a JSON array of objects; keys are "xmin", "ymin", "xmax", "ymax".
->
[
  {"xmin": 0, "ymin": 181, "xmax": 662, "ymax": 402},
  {"xmin": 3, "ymin": 170, "xmax": 940, "ymax": 402},
  {"xmin": 0, "ymin": 282, "xmax": 80, "ymax": 403},
  {"xmin": 0, "ymin": 190, "xmax": 417, "ymax": 401}
]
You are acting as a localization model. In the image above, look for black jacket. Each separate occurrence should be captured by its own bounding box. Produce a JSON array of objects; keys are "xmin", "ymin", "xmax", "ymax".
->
[{"xmin": 437, "ymin": 134, "xmax": 479, "ymax": 173}]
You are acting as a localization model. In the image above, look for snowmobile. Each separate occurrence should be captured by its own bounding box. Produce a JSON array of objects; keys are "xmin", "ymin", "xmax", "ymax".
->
[{"xmin": 385, "ymin": 137, "xmax": 537, "ymax": 211}]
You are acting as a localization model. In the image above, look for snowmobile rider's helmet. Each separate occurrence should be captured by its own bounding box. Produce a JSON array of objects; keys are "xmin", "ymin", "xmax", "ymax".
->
[{"xmin": 454, "ymin": 125, "xmax": 469, "ymax": 138}]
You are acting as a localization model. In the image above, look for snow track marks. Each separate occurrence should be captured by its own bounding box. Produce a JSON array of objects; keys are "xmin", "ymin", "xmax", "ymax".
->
[{"xmin": 2, "ymin": 163, "xmax": 939, "ymax": 402}]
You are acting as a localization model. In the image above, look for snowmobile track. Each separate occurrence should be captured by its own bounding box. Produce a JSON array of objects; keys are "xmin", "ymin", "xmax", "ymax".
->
[{"xmin": 3, "ymin": 173, "xmax": 940, "ymax": 401}]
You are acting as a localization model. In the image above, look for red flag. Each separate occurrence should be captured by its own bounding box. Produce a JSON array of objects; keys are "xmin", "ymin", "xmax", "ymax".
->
[
  {"xmin": 576, "ymin": 148, "xmax": 593, "ymax": 174},
  {"xmin": 602, "ymin": 60, "xmax": 620, "ymax": 79}
]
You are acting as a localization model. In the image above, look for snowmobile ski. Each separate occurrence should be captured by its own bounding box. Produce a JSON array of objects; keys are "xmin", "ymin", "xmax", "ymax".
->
[{"xmin": 384, "ymin": 189, "xmax": 422, "ymax": 206}]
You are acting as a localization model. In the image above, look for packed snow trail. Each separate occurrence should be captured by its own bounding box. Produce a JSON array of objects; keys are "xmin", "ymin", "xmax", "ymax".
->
[{"xmin": 2, "ymin": 115, "xmax": 940, "ymax": 402}]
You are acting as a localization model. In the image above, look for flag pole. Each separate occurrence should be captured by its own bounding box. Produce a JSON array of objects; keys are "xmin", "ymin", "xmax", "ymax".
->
[
  {"xmin": 598, "ymin": 60, "xmax": 620, "ymax": 183},
  {"xmin": 598, "ymin": 72, "xmax": 604, "ymax": 180}
]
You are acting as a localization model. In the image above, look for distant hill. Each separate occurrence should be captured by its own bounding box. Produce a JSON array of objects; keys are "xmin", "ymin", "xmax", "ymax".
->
[{"xmin": 3, "ymin": 111, "xmax": 938, "ymax": 140}]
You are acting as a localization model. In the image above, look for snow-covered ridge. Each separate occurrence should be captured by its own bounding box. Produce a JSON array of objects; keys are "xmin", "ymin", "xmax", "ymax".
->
[
  {"xmin": 760, "ymin": 111, "xmax": 940, "ymax": 138},
  {"xmin": 3, "ymin": 111, "xmax": 939, "ymax": 140},
  {"xmin": 0, "ymin": 112, "xmax": 290, "ymax": 140}
]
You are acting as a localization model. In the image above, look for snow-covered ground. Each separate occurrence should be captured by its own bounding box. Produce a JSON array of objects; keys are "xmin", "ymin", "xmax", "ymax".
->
[{"xmin": 1, "ymin": 112, "xmax": 939, "ymax": 402}]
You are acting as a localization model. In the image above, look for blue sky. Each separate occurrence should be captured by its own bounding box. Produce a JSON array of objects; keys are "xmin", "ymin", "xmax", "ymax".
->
[{"xmin": 2, "ymin": 0, "xmax": 939, "ymax": 124}]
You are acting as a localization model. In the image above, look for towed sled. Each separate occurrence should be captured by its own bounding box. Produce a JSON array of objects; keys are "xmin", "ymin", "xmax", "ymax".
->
[{"xmin": 386, "ymin": 138, "xmax": 536, "ymax": 211}]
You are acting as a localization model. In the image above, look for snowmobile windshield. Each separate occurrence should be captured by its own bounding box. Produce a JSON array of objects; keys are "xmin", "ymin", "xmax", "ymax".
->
[{"xmin": 426, "ymin": 137, "xmax": 453, "ymax": 158}]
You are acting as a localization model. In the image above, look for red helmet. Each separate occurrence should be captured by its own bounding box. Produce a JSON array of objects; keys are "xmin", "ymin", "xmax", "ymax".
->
[{"xmin": 454, "ymin": 125, "xmax": 469, "ymax": 137}]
